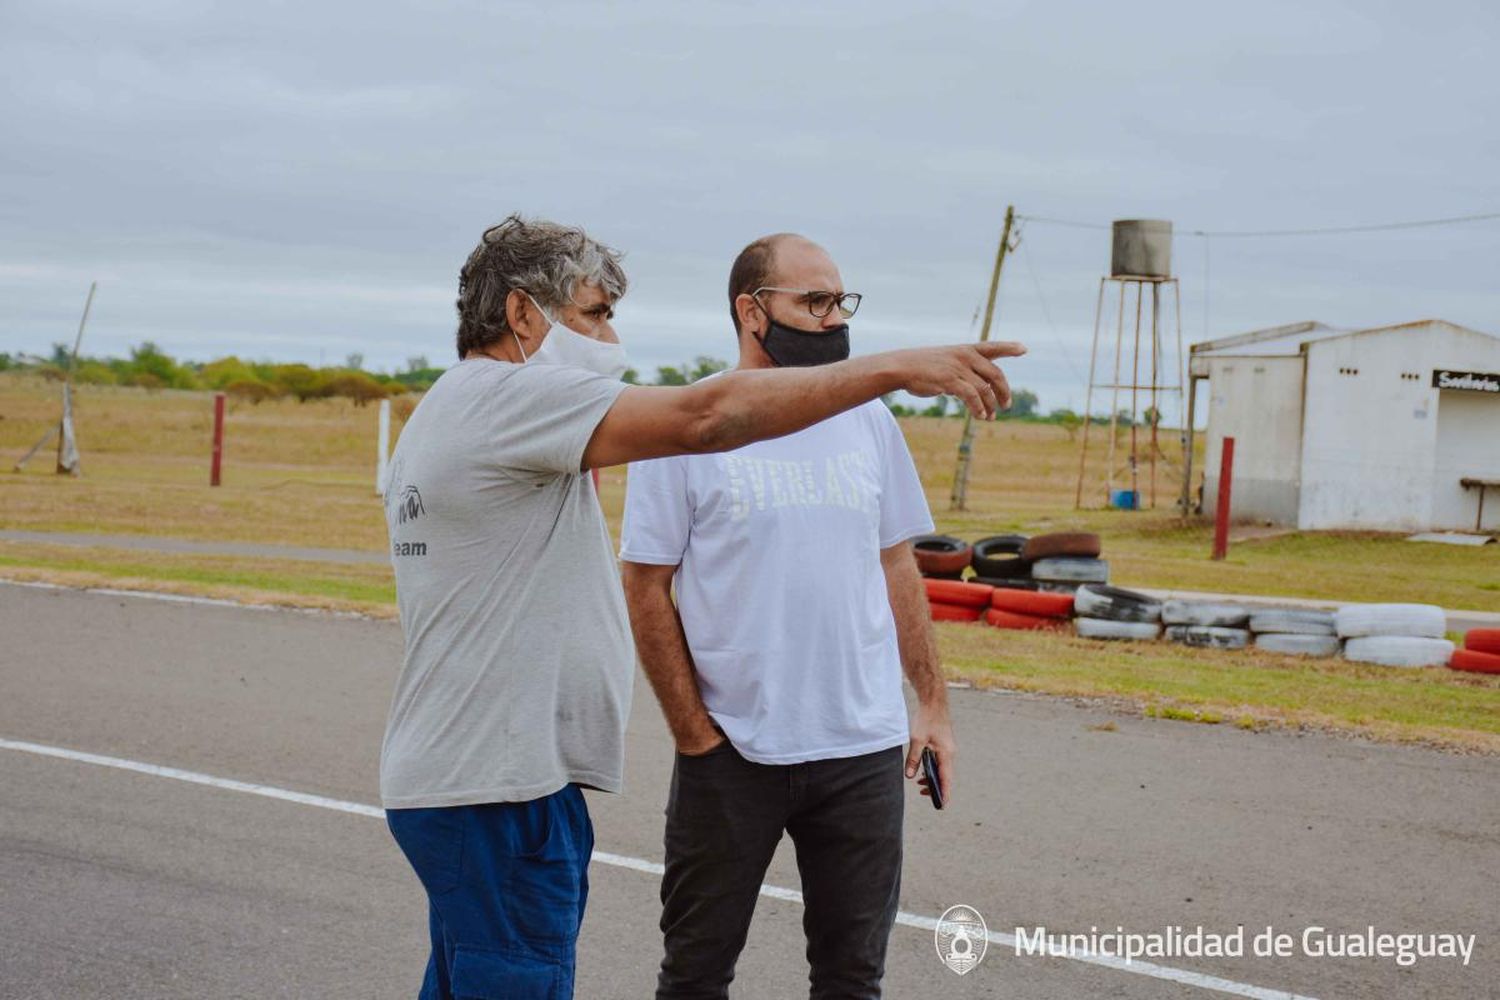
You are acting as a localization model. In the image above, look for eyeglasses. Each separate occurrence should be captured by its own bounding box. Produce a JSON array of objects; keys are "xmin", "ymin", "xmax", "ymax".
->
[{"xmin": 753, "ymin": 286, "xmax": 863, "ymax": 320}]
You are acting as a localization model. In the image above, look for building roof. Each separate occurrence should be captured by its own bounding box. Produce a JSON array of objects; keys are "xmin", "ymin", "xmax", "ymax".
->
[{"xmin": 1191, "ymin": 319, "xmax": 1498, "ymax": 360}]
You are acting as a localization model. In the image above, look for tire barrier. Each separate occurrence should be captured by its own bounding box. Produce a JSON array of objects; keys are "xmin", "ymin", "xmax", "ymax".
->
[
  {"xmin": 1448, "ymin": 648, "xmax": 1500, "ymax": 674},
  {"xmin": 1162, "ymin": 600, "xmax": 1250, "ymax": 628},
  {"xmin": 1247, "ymin": 609, "xmax": 1336, "ymax": 636},
  {"xmin": 1343, "ymin": 636, "xmax": 1455, "ymax": 668},
  {"xmin": 1076, "ymin": 617, "xmax": 1161, "ymax": 641},
  {"xmin": 990, "ymin": 589, "xmax": 1075, "ymax": 618},
  {"xmin": 929, "ymin": 601, "xmax": 983, "ymax": 623},
  {"xmin": 923, "ymin": 579, "xmax": 995, "ymax": 609},
  {"xmin": 970, "ymin": 535, "xmax": 1031, "ymax": 579},
  {"xmin": 1031, "ymin": 557, "xmax": 1109, "ymax": 585},
  {"xmin": 1166, "ymin": 625, "xmax": 1252, "ymax": 650},
  {"xmin": 972, "ymin": 577, "xmax": 1042, "ymax": 591},
  {"xmin": 1334, "ymin": 603, "xmax": 1447, "ymax": 640},
  {"xmin": 1074, "ymin": 585, "xmax": 1163, "ymax": 624},
  {"xmin": 1020, "ymin": 532, "xmax": 1102, "ymax": 561},
  {"xmin": 913, "ymin": 535, "xmax": 973, "ymax": 577},
  {"xmin": 1462, "ymin": 628, "xmax": 1500, "ymax": 656},
  {"xmin": 1254, "ymin": 633, "xmax": 1341, "ymax": 657},
  {"xmin": 984, "ymin": 608, "xmax": 1068, "ymax": 631}
]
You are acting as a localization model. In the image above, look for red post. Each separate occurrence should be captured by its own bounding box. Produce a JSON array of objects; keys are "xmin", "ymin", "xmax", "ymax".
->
[
  {"xmin": 1211, "ymin": 436, "xmax": 1234, "ymax": 560},
  {"xmin": 210, "ymin": 392, "xmax": 225, "ymax": 487}
]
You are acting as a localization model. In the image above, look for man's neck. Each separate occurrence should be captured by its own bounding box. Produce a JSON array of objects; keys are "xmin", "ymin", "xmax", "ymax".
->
[
  {"xmin": 468, "ymin": 340, "xmax": 524, "ymax": 365},
  {"xmin": 735, "ymin": 334, "xmax": 776, "ymax": 371}
]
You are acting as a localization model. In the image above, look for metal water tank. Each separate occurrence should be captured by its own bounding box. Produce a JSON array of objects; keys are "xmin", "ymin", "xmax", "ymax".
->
[{"xmin": 1111, "ymin": 220, "xmax": 1172, "ymax": 278}]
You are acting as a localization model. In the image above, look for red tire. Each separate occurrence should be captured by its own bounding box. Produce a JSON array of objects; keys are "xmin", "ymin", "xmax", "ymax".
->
[
  {"xmin": 1448, "ymin": 648, "xmax": 1500, "ymax": 674},
  {"xmin": 1020, "ymin": 532, "xmax": 1102, "ymax": 561},
  {"xmin": 1464, "ymin": 629, "xmax": 1500, "ymax": 655},
  {"xmin": 991, "ymin": 588, "xmax": 1075, "ymax": 618},
  {"xmin": 924, "ymin": 579, "xmax": 995, "ymax": 609},
  {"xmin": 984, "ymin": 608, "xmax": 1067, "ymax": 631},
  {"xmin": 930, "ymin": 601, "xmax": 983, "ymax": 623},
  {"xmin": 913, "ymin": 535, "xmax": 974, "ymax": 576}
]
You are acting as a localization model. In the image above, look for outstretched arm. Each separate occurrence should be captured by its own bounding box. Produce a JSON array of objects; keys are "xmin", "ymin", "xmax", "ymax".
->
[{"xmin": 583, "ymin": 341, "xmax": 1025, "ymax": 470}]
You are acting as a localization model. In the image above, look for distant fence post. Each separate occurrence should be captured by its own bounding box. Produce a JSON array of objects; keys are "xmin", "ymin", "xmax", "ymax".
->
[
  {"xmin": 376, "ymin": 398, "xmax": 391, "ymax": 496},
  {"xmin": 210, "ymin": 392, "xmax": 226, "ymax": 487},
  {"xmin": 1211, "ymin": 436, "xmax": 1234, "ymax": 560}
]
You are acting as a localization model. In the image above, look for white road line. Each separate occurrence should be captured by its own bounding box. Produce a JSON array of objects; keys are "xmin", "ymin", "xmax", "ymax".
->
[{"xmin": 0, "ymin": 736, "xmax": 1317, "ymax": 1000}]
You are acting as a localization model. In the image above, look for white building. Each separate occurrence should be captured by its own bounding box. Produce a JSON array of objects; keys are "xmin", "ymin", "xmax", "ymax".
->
[{"xmin": 1188, "ymin": 319, "xmax": 1500, "ymax": 532}]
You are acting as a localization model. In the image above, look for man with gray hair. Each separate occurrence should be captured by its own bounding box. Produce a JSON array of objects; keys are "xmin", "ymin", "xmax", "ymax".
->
[{"xmin": 381, "ymin": 213, "xmax": 1022, "ymax": 999}]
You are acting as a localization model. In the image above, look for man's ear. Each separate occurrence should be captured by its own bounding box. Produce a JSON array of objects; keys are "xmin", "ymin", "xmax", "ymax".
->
[
  {"xmin": 505, "ymin": 289, "xmax": 530, "ymax": 336},
  {"xmin": 734, "ymin": 293, "xmax": 764, "ymax": 337},
  {"xmin": 506, "ymin": 289, "xmax": 548, "ymax": 344}
]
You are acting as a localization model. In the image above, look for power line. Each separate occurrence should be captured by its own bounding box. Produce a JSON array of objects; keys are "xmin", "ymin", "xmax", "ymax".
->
[
  {"xmin": 1017, "ymin": 234, "xmax": 1089, "ymax": 388},
  {"xmin": 1190, "ymin": 210, "xmax": 1500, "ymax": 238},
  {"xmin": 1015, "ymin": 215, "xmax": 1110, "ymax": 231},
  {"xmin": 1018, "ymin": 210, "xmax": 1500, "ymax": 238}
]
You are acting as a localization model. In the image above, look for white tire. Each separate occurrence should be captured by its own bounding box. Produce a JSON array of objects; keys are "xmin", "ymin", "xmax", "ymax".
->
[
  {"xmin": 1162, "ymin": 600, "xmax": 1250, "ymax": 627},
  {"xmin": 1075, "ymin": 585, "xmax": 1163, "ymax": 623},
  {"xmin": 1248, "ymin": 609, "xmax": 1336, "ymax": 636},
  {"xmin": 1335, "ymin": 604, "xmax": 1447, "ymax": 640},
  {"xmin": 1166, "ymin": 625, "xmax": 1251, "ymax": 649},
  {"xmin": 1031, "ymin": 557, "xmax": 1109, "ymax": 584},
  {"xmin": 1255, "ymin": 633, "xmax": 1341, "ymax": 657},
  {"xmin": 1342, "ymin": 636, "xmax": 1454, "ymax": 668},
  {"xmin": 1075, "ymin": 617, "xmax": 1160, "ymax": 641}
]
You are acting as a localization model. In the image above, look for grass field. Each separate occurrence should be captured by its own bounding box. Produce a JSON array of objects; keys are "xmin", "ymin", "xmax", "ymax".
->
[{"xmin": 3, "ymin": 375, "xmax": 1497, "ymax": 751}]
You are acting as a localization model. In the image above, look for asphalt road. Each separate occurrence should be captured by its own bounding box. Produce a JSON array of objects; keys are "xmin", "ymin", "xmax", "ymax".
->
[{"xmin": 1, "ymin": 582, "xmax": 1496, "ymax": 999}]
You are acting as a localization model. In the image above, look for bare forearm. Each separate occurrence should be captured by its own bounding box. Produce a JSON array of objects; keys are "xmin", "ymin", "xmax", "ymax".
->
[
  {"xmin": 885, "ymin": 550, "xmax": 949, "ymax": 708},
  {"xmin": 690, "ymin": 354, "xmax": 906, "ymax": 453},
  {"xmin": 623, "ymin": 586, "xmax": 717, "ymax": 745}
]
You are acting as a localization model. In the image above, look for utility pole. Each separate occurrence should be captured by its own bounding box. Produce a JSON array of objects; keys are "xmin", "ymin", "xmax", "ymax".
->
[
  {"xmin": 15, "ymin": 282, "xmax": 94, "ymax": 475},
  {"xmin": 949, "ymin": 205, "xmax": 1015, "ymax": 511}
]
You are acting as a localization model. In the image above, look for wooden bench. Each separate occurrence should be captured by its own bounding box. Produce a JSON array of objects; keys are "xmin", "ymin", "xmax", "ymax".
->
[{"xmin": 1459, "ymin": 477, "xmax": 1500, "ymax": 532}]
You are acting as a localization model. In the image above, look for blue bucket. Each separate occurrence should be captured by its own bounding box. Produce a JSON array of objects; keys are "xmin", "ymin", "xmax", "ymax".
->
[{"xmin": 1109, "ymin": 489, "xmax": 1139, "ymax": 510}]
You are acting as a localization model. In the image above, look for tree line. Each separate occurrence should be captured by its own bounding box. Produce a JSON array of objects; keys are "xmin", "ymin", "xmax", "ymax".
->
[
  {"xmin": 1, "ymin": 343, "xmax": 446, "ymax": 406},
  {"xmin": 4, "ymin": 345, "xmax": 1118, "ymax": 431}
]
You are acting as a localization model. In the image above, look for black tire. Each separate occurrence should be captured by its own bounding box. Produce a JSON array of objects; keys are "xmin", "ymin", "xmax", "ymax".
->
[
  {"xmin": 970, "ymin": 535, "xmax": 1030, "ymax": 578},
  {"xmin": 923, "ymin": 570, "xmax": 966, "ymax": 581},
  {"xmin": 972, "ymin": 577, "xmax": 1040, "ymax": 591},
  {"xmin": 1074, "ymin": 584, "xmax": 1163, "ymax": 624}
]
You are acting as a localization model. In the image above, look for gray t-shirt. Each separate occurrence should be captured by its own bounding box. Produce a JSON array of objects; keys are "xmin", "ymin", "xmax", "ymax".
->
[{"xmin": 379, "ymin": 357, "xmax": 632, "ymax": 809}]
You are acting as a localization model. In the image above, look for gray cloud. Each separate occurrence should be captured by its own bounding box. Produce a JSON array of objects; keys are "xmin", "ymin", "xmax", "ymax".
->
[{"xmin": 3, "ymin": 0, "xmax": 1497, "ymax": 416}]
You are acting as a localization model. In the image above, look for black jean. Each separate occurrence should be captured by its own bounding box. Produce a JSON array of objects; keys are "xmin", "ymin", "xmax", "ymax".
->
[{"xmin": 656, "ymin": 742, "xmax": 905, "ymax": 1000}]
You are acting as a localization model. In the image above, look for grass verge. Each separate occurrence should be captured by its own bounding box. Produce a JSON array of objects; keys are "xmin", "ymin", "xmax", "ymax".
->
[
  {"xmin": 936, "ymin": 622, "xmax": 1500, "ymax": 754},
  {"xmin": 0, "ymin": 542, "xmax": 396, "ymax": 618}
]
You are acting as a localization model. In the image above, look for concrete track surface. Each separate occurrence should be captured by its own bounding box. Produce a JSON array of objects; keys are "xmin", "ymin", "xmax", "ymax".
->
[{"xmin": 1, "ymin": 582, "xmax": 1496, "ymax": 999}]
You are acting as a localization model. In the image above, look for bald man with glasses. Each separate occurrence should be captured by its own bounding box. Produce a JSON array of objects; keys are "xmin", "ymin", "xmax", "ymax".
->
[{"xmin": 620, "ymin": 233, "xmax": 963, "ymax": 999}]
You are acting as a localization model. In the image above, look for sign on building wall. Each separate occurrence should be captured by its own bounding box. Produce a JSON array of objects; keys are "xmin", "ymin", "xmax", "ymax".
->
[{"xmin": 1432, "ymin": 370, "xmax": 1500, "ymax": 393}]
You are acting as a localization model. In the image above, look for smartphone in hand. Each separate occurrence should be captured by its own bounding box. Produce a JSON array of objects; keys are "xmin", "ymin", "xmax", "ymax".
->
[{"xmin": 921, "ymin": 747, "xmax": 944, "ymax": 810}]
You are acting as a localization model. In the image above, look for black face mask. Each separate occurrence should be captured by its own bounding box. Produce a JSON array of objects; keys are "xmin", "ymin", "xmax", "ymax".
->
[{"xmin": 755, "ymin": 318, "xmax": 851, "ymax": 367}]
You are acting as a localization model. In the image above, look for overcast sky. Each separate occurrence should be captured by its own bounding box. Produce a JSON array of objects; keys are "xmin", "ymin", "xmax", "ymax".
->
[{"xmin": 4, "ymin": 0, "xmax": 1497, "ymax": 417}]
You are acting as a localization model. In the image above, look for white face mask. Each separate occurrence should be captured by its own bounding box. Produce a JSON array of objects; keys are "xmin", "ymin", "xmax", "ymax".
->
[{"xmin": 521, "ymin": 293, "xmax": 631, "ymax": 381}]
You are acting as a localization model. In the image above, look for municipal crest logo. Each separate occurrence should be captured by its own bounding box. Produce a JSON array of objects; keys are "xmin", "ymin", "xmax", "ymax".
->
[{"xmin": 935, "ymin": 904, "xmax": 987, "ymax": 975}]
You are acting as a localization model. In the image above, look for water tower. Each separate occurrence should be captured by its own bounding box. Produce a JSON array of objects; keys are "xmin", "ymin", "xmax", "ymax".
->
[{"xmin": 1072, "ymin": 221, "xmax": 1187, "ymax": 511}]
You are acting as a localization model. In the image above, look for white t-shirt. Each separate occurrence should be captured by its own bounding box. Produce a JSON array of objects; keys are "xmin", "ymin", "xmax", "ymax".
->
[{"xmin": 619, "ymin": 398, "xmax": 934, "ymax": 764}]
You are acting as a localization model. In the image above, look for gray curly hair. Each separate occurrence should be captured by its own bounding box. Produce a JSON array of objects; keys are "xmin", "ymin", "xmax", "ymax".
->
[{"xmin": 455, "ymin": 213, "xmax": 628, "ymax": 359}]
